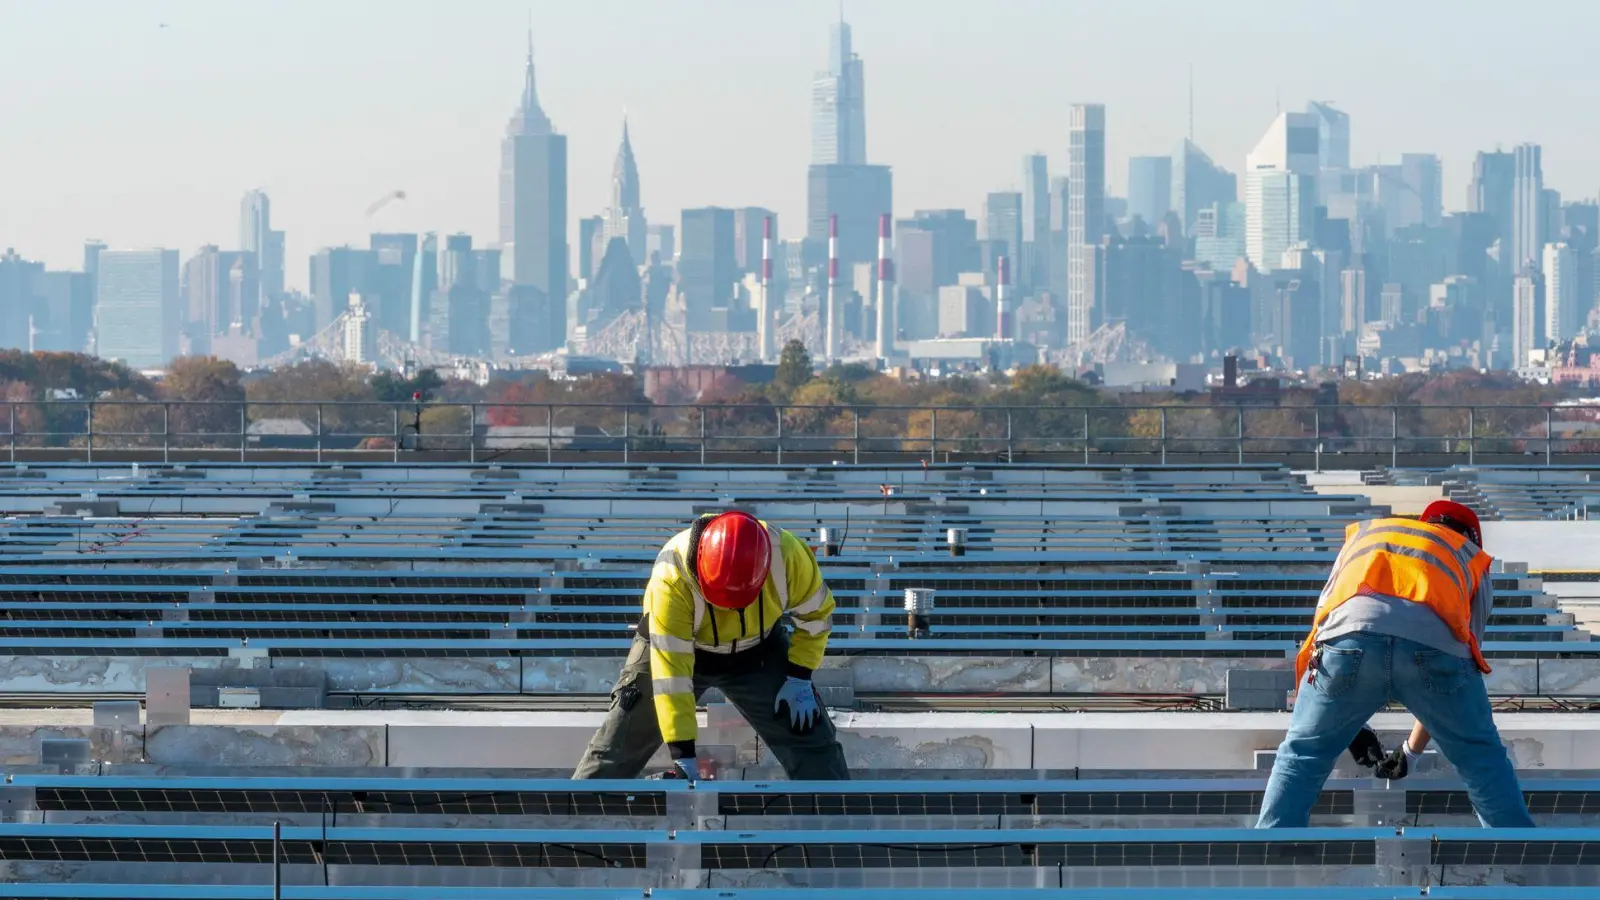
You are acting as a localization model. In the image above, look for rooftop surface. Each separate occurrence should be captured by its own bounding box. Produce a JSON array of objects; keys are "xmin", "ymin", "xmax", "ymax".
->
[{"xmin": 1, "ymin": 461, "xmax": 1599, "ymax": 896}]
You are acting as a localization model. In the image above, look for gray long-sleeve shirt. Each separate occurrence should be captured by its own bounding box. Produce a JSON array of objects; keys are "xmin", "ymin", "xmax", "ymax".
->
[{"xmin": 1314, "ymin": 563, "xmax": 1493, "ymax": 657}]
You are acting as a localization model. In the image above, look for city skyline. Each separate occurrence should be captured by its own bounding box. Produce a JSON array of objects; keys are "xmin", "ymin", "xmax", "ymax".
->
[{"xmin": 5, "ymin": 0, "xmax": 1600, "ymax": 285}]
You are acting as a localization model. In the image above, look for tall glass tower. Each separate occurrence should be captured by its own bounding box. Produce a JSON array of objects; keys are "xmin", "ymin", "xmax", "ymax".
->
[
  {"xmin": 498, "ymin": 31, "xmax": 569, "ymax": 351},
  {"xmin": 811, "ymin": 20, "xmax": 867, "ymax": 165}
]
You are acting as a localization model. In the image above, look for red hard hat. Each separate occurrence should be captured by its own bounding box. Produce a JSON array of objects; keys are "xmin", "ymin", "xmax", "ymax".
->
[
  {"xmin": 696, "ymin": 512, "xmax": 771, "ymax": 609},
  {"xmin": 1421, "ymin": 500, "xmax": 1483, "ymax": 549}
]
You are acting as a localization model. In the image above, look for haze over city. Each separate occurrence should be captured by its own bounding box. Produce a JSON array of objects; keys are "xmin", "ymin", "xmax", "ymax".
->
[
  {"xmin": 5, "ymin": 0, "xmax": 1600, "ymax": 281},
  {"xmin": 5, "ymin": 0, "xmax": 1600, "ymax": 383}
]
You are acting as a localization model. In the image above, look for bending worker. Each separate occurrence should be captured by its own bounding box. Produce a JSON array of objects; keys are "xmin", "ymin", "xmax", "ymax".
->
[
  {"xmin": 573, "ymin": 510, "xmax": 850, "ymax": 781},
  {"xmin": 1257, "ymin": 500, "xmax": 1533, "ymax": 828}
]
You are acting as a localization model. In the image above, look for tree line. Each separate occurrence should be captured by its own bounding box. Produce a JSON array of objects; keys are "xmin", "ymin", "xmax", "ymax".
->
[{"xmin": 0, "ymin": 345, "xmax": 1586, "ymax": 453}]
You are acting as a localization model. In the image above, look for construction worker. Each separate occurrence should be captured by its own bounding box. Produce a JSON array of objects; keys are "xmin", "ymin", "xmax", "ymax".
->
[
  {"xmin": 572, "ymin": 511, "xmax": 851, "ymax": 781},
  {"xmin": 1257, "ymin": 500, "xmax": 1534, "ymax": 828}
]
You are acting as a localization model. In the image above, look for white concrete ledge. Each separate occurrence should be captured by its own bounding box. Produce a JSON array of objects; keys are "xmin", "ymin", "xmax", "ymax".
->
[{"xmin": 3, "ymin": 709, "xmax": 1594, "ymax": 773}]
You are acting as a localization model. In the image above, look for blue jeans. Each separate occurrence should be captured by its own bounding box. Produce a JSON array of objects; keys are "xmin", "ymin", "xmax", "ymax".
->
[{"xmin": 1257, "ymin": 631, "xmax": 1534, "ymax": 828}]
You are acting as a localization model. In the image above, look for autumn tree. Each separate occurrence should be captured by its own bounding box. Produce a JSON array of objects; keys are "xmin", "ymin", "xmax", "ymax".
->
[
  {"xmin": 91, "ymin": 389, "xmax": 164, "ymax": 449},
  {"xmin": 245, "ymin": 360, "xmax": 381, "ymax": 437},
  {"xmin": 482, "ymin": 372, "xmax": 648, "ymax": 435},
  {"xmin": 483, "ymin": 380, "xmax": 544, "ymax": 427},
  {"xmin": 0, "ymin": 350, "xmax": 151, "ymax": 399},
  {"xmin": 0, "ymin": 380, "xmax": 44, "ymax": 448},
  {"xmin": 773, "ymin": 340, "xmax": 813, "ymax": 396},
  {"xmin": 983, "ymin": 365, "xmax": 1107, "ymax": 455},
  {"xmin": 783, "ymin": 378, "xmax": 862, "ymax": 452},
  {"xmin": 415, "ymin": 405, "xmax": 474, "ymax": 451},
  {"xmin": 162, "ymin": 356, "xmax": 246, "ymax": 447}
]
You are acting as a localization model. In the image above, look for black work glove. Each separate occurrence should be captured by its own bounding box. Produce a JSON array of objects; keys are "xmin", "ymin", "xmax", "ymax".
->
[
  {"xmin": 1373, "ymin": 747, "xmax": 1410, "ymax": 780},
  {"xmin": 1346, "ymin": 725, "xmax": 1385, "ymax": 768}
]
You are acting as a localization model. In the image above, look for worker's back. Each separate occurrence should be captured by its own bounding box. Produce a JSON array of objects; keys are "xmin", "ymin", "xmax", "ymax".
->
[{"xmin": 1312, "ymin": 516, "xmax": 1494, "ymax": 667}]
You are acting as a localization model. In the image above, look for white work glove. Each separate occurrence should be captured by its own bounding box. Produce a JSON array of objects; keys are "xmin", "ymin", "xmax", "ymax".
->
[{"xmin": 774, "ymin": 676, "xmax": 821, "ymax": 734}]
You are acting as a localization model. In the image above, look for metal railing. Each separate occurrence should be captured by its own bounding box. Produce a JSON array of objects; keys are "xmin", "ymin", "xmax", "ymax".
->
[{"xmin": 1, "ymin": 399, "xmax": 1598, "ymax": 466}]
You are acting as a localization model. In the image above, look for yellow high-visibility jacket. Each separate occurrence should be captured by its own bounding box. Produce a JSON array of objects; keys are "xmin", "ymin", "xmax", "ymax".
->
[{"xmin": 644, "ymin": 518, "xmax": 834, "ymax": 750}]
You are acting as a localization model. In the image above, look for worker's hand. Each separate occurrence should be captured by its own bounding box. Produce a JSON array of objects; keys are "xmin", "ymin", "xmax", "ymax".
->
[
  {"xmin": 1346, "ymin": 725, "xmax": 1386, "ymax": 769},
  {"xmin": 1374, "ymin": 747, "xmax": 1410, "ymax": 781},
  {"xmin": 774, "ymin": 676, "xmax": 820, "ymax": 734}
]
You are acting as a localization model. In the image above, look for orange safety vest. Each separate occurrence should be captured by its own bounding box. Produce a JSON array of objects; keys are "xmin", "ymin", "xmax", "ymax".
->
[{"xmin": 1295, "ymin": 517, "xmax": 1494, "ymax": 684}]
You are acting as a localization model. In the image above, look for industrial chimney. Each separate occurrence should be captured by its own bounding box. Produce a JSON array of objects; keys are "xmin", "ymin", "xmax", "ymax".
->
[
  {"xmin": 875, "ymin": 214, "xmax": 894, "ymax": 365},
  {"xmin": 759, "ymin": 216, "xmax": 775, "ymax": 362},
  {"xmin": 995, "ymin": 255, "xmax": 1011, "ymax": 341},
  {"xmin": 826, "ymin": 215, "xmax": 841, "ymax": 364}
]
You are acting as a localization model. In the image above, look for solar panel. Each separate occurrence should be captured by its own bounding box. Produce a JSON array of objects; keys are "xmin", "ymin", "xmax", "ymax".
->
[
  {"xmin": 717, "ymin": 790, "xmax": 1355, "ymax": 818},
  {"xmin": 327, "ymin": 840, "xmax": 642, "ymax": 868},
  {"xmin": 0, "ymin": 834, "xmax": 295, "ymax": 864},
  {"xmin": 700, "ymin": 837, "xmax": 1378, "ymax": 869},
  {"xmin": 36, "ymin": 787, "xmax": 667, "ymax": 818},
  {"xmin": 1431, "ymin": 839, "xmax": 1600, "ymax": 867}
]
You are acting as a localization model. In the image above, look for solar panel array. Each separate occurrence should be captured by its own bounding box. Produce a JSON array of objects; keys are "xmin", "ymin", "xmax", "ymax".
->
[
  {"xmin": 1382, "ymin": 465, "xmax": 1600, "ymax": 521},
  {"xmin": 0, "ymin": 463, "xmax": 1584, "ymax": 670},
  {"xmin": 0, "ymin": 461, "xmax": 1595, "ymax": 897}
]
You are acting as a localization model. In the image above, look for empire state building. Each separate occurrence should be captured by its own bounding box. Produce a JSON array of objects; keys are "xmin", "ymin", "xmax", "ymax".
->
[{"xmin": 498, "ymin": 33, "xmax": 569, "ymax": 352}]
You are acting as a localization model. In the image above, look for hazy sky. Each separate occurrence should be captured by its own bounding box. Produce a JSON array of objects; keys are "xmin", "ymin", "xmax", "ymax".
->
[{"xmin": 4, "ymin": 0, "xmax": 1599, "ymax": 289}]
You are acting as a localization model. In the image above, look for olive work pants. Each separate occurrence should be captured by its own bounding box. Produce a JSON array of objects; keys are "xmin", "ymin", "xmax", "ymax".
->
[{"xmin": 571, "ymin": 631, "xmax": 851, "ymax": 780}]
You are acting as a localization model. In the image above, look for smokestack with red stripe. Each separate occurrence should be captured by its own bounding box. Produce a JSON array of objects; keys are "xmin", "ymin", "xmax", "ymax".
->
[
  {"xmin": 825, "ymin": 214, "xmax": 841, "ymax": 363},
  {"xmin": 996, "ymin": 255, "xmax": 1012, "ymax": 342},
  {"xmin": 875, "ymin": 213, "xmax": 894, "ymax": 363},
  {"xmin": 758, "ymin": 216, "xmax": 775, "ymax": 362}
]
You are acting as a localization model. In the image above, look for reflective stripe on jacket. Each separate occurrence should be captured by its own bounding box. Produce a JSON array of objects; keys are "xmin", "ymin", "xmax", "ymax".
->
[
  {"xmin": 645, "ymin": 520, "xmax": 835, "ymax": 745},
  {"xmin": 1295, "ymin": 517, "xmax": 1493, "ymax": 684}
]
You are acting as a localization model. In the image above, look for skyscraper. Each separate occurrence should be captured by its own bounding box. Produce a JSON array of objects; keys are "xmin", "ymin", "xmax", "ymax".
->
[
  {"xmin": 984, "ymin": 192, "xmax": 1023, "ymax": 275},
  {"xmin": 812, "ymin": 18, "xmax": 866, "ymax": 165},
  {"xmin": 1470, "ymin": 151, "xmax": 1516, "ymax": 244},
  {"xmin": 896, "ymin": 210, "xmax": 979, "ymax": 297},
  {"xmin": 806, "ymin": 17, "xmax": 889, "ymax": 282},
  {"xmin": 1067, "ymin": 104, "xmax": 1106, "ymax": 344},
  {"xmin": 679, "ymin": 207, "xmax": 738, "ymax": 333},
  {"xmin": 181, "ymin": 246, "xmax": 257, "ymax": 356},
  {"xmin": 1127, "ymin": 156, "xmax": 1172, "ymax": 228},
  {"xmin": 410, "ymin": 234, "xmax": 437, "ymax": 345},
  {"xmin": 604, "ymin": 119, "xmax": 647, "ymax": 266},
  {"xmin": 734, "ymin": 208, "xmax": 777, "ymax": 274},
  {"xmin": 240, "ymin": 190, "xmax": 284, "ymax": 309},
  {"xmin": 309, "ymin": 247, "xmax": 375, "ymax": 331},
  {"xmin": 370, "ymin": 233, "xmax": 418, "ymax": 337},
  {"xmin": 430, "ymin": 234, "xmax": 491, "ymax": 356},
  {"xmin": 808, "ymin": 164, "xmax": 892, "ymax": 280},
  {"xmin": 1512, "ymin": 269, "xmax": 1543, "ymax": 368},
  {"xmin": 578, "ymin": 216, "xmax": 604, "ymax": 282},
  {"xmin": 1245, "ymin": 112, "xmax": 1319, "ymax": 273},
  {"xmin": 1511, "ymin": 144, "xmax": 1544, "ymax": 273},
  {"xmin": 1305, "ymin": 101, "xmax": 1351, "ymax": 209},
  {"xmin": 498, "ymin": 33, "xmax": 569, "ymax": 351},
  {"xmin": 1021, "ymin": 154, "xmax": 1050, "ymax": 289},
  {"xmin": 0, "ymin": 251, "xmax": 41, "ymax": 351},
  {"xmin": 95, "ymin": 249, "xmax": 180, "ymax": 368},
  {"xmin": 1543, "ymin": 242, "xmax": 1581, "ymax": 344},
  {"xmin": 1305, "ymin": 101, "xmax": 1351, "ymax": 172},
  {"xmin": 1172, "ymin": 140, "xmax": 1236, "ymax": 236},
  {"xmin": 646, "ymin": 225, "xmax": 676, "ymax": 263},
  {"xmin": 1402, "ymin": 154, "xmax": 1444, "ymax": 229}
]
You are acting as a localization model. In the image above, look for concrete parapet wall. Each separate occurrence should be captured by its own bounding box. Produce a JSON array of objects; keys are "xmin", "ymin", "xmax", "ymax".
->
[
  {"xmin": 1, "ymin": 654, "xmax": 1593, "ymax": 697},
  {"xmin": 2, "ymin": 710, "xmax": 1594, "ymax": 773}
]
